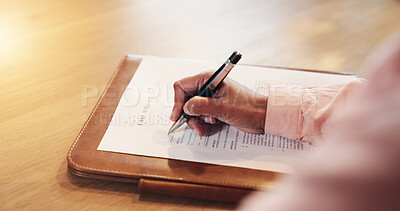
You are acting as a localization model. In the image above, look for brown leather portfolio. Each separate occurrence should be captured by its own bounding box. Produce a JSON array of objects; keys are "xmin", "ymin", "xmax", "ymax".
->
[{"xmin": 67, "ymin": 55, "xmax": 354, "ymax": 203}]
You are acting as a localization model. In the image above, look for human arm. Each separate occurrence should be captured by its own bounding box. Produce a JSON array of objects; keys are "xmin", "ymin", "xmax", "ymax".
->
[
  {"xmin": 239, "ymin": 32, "xmax": 400, "ymax": 211},
  {"xmin": 170, "ymin": 70, "xmax": 364, "ymax": 145}
]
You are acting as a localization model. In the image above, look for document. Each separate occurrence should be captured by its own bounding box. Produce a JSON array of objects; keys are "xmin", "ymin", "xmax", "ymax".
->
[{"xmin": 98, "ymin": 55, "xmax": 356, "ymax": 173}]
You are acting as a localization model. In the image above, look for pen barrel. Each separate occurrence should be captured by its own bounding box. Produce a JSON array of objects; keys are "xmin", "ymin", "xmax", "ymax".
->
[{"xmin": 197, "ymin": 87, "xmax": 215, "ymax": 98}]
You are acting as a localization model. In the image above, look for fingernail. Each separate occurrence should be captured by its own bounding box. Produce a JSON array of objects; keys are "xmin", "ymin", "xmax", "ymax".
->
[{"xmin": 184, "ymin": 102, "xmax": 192, "ymax": 114}]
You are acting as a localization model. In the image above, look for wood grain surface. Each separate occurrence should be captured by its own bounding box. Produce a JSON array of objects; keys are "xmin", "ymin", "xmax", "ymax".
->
[{"xmin": 1, "ymin": 0, "xmax": 399, "ymax": 210}]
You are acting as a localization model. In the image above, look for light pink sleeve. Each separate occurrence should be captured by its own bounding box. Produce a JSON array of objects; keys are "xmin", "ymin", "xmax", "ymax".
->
[
  {"xmin": 265, "ymin": 79, "xmax": 365, "ymax": 144},
  {"xmin": 240, "ymin": 32, "xmax": 400, "ymax": 211}
]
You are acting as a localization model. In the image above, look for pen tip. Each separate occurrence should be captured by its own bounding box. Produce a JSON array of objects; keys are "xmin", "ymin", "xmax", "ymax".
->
[
  {"xmin": 168, "ymin": 116, "xmax": 187, "ymax": 135},
  {"xmin": 168, "ymin": 121, "xmax": 177, "ymax": 135}
]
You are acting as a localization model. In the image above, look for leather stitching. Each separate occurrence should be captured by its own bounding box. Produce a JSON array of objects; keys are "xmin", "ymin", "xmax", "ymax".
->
[{"xmin": 67, "ymin": 56, "xmax": 273, "ymax": 190}]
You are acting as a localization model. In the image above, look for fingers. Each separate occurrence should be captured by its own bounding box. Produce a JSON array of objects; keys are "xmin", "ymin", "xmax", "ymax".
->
[
  {"xmin": 186, "ymin": 117, "xmax": 219, "ymax": 136},
  {"xmin": 170, "ymin": 101, "xmax": 184, "ymax": 122},
  {"xmin": 171, "ymin": 71, "xmax": 223, "ymax": 135},
  {"xmin": 170, "ymin": 71, "xmax": 214, "ymax": 121},
  {"xmin": 170, "ymin": 82, "xmax": 188, "ymax": 121},
  {"xmin": 200, "ymin": 116, "xmax": 218, "ymax": 124},
  {"xmin": 183, "ymin": 96, "xmax": 227, "ymax": 120},
  {"xmin": 186, "ymin": 118, "xmax": 206, "ymax": 136}
]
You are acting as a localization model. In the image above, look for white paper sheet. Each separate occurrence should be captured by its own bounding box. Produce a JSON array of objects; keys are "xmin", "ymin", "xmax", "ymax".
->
[{"xmin": 97, "ymin": 55, "xmax": 356, "ymax": 173}]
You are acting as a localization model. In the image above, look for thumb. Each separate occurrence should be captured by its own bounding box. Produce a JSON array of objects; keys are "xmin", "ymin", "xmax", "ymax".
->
[{"xmin": 183, "ymin": 96, "xmax": 227, "ymax": 118}]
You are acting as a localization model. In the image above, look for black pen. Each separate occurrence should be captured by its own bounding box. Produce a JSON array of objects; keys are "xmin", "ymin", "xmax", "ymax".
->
[{"xmin": 168, "ymin": 50, "xmax": 243, "ymax": 134}]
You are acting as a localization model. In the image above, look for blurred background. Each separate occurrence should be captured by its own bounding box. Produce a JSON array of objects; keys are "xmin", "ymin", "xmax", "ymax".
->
[{"xmin": 1, "ymin": 0, "xmax": 400, "ymax": 210}]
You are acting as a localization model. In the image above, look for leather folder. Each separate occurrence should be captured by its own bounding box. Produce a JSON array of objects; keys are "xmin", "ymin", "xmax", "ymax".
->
[{"xmin": 67, "ymin": 55, "xmax": 354, "ymax": 203}]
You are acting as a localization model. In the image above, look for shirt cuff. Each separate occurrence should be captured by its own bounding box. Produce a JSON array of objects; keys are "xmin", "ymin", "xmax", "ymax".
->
[{"xmin": 265, "ymin": 84, "xmax": 302, "ymax": 140}]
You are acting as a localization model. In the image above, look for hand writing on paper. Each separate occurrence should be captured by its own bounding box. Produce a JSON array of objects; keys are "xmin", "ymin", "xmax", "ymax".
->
[{"xmin": 170, "ymin": 71, "xmax": 268, "ymax": 136}]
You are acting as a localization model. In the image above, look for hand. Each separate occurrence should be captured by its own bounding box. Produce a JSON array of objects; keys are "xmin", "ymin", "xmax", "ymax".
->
[{"xmin": 170, "ymin": 71, "xmax": 268, "ymax": 136}]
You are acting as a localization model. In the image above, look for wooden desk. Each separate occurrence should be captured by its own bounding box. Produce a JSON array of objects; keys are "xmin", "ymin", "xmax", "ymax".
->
[{"xmin": 1, "ymin": 0, "xmax": 399, "ymax": 210}]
